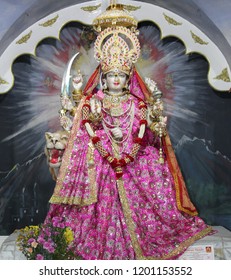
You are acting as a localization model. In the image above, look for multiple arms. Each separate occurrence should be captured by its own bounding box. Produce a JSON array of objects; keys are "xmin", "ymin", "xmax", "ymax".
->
[
  {"xmin": 145, "ymin": 77, "xmax": 167, "ymax": 137},
  {"xmin": 145, "ymin": 77, "xmax": 167, "ymax": 164},
  {"xmin": 59, "ymin": 70, "xmax": 84, "ymax": 131}
]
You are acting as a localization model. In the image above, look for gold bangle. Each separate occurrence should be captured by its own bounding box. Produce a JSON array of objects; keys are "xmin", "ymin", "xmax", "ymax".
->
[
  {"xmin": 70, "ymin": 107, "xmax": 77, "ymax": 116},
  {"xmin": 73, "ymin": 89, "xmax": 83, "ymax": 95}
]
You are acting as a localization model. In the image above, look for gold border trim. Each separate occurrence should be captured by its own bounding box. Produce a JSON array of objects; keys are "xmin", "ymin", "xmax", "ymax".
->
[
  {"xmin": 173, "ymin": 173, "xmax": 197, "ymax": 216},
  {"xmin": 117, "ymin": 179, "xmax": 145, "ymax": 259},
  {"xmin": 117, "ymin": 178, "xmax": 213, "ymax": 259},
  {"xmin": 163, "ymin": 134, "xmax": 198, "ymax": 216},
  {"xmin": 147, "ymin": 226, "xmax": 213, "ymax": 260},
  {"xmin": 49, "ymin": 98, "xmax": 97, "ymax": 206}
]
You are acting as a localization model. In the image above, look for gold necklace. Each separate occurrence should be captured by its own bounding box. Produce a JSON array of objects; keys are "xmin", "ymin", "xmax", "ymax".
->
[{"xmin": 103, "ymin": 91, "xmax": 129, "ymax": 116}]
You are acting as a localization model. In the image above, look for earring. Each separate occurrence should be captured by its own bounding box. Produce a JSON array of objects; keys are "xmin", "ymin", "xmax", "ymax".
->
[
  {"xmin": 123, "ymin": 83, "xmax": 129, "ymax": 90},
  {"xmin": 103, "ymin": 82, "xmax": 107, "ymax": 90}
]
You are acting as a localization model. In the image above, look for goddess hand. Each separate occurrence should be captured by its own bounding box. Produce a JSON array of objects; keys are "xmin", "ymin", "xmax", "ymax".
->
[
  {"xmin": 61, "ymin": 95, "xmax": 74, "ymax": 111},
  {"xmin": 72, "ymin": 70, "xmax": 83, "ymax": 91},
  {"xmin": 59, "ymin": 112, "xmax": 73, "ymax": 131},
  {"xmin": 90, "ymin": 97, "xmax": 102, "ymax": 115},
  {"xmin": 111, "ymin": 127, "xmax": 123, "ymax": 139},
  {"xmin": 145, "ymin": 77, "xmax": 157, "ymax": 93},
  {"xmin": 145, "ymin": 77, "xmax": 162, "ymax": 99}
]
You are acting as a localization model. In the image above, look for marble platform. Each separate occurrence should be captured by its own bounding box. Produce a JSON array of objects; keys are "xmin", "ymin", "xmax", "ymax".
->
[{"xmin": 0, "ymin": 226, "xmax": 230, "ymax": 260}]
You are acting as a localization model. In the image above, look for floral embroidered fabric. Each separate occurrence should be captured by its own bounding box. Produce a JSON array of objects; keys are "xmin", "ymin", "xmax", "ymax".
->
[{"xmin": 46, "ymin": 95, "xmax": 213, "ymax": 260}]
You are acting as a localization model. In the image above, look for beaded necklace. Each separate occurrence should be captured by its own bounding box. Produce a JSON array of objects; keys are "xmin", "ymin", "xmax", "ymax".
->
[
  {"xmin": 102, "ymin": 101, "xmax": 135, "ymax": 156},
  {"xmin": 82, "ymin": 94, "xmax": 148, "ymax": 179}
]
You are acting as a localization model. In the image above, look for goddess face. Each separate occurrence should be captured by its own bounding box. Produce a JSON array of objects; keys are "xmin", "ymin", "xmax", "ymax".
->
[{"xmin": 104, "ymin": 71, "xmax": 127, "ymax": 94}]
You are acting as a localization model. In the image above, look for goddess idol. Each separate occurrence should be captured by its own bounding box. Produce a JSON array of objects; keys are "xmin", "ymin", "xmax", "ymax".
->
[{"xmin": 45, "ymin": 2, "xmax": 213, "ymax": 259}]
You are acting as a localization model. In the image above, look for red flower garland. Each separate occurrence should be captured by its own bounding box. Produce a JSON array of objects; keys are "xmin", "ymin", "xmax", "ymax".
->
[{"xmin": 82, "ymin": 96, "xmax": 147, "ymax": 179}]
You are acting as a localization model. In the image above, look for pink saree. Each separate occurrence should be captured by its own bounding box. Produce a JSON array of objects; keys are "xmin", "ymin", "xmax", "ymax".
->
[{"xmin": 46, "ymin": 67, "xmax": 213, "ymax": 259}]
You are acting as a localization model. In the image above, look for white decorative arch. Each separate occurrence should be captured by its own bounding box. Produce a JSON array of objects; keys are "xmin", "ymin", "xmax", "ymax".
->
[{"xmin": 0, "ymin": 0, "xmax": 230, "ymax": 93}]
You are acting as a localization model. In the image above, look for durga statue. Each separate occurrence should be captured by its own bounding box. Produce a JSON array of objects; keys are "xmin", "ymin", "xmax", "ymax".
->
[{"xmin": 44, "ymin": 1, "xmax": 213, "ymax": 260}]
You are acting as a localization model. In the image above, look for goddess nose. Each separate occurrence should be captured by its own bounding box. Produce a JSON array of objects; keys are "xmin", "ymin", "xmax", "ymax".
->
[{"xmin": 114, "ymin": 75, "xmax": 119, "ymax": 82}]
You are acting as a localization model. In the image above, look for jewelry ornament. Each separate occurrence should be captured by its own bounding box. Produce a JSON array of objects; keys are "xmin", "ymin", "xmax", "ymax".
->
[{"xmin": 94, "ymin": 26, "xmax": 140, "ymax": 75}]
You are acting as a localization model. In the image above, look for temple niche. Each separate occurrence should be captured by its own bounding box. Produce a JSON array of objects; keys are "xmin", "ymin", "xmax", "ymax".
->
[{"xmin": 0, "ymin": 0, "xmax": 231, "ymax": 261}]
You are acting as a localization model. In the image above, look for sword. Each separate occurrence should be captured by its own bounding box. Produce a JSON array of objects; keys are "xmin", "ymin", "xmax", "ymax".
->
[{"xmin": 61, "ymin": 52, "xmax": 79, "ymax": 97}]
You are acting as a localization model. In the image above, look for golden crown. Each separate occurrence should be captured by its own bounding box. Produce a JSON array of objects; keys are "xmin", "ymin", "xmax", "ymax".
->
[
  {"xmin": 93, "ymin": 1, "xmax": 140, "ymax": 75},
  {"xmin": 92, "ymin": 2, "xmax": 138, "ymax": 32}
]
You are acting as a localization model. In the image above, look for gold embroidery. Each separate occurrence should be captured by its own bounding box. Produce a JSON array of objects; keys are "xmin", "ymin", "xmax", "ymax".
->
[
  {"xmin": 173, "ymin": 172, "xmax": 198, "ymax": 216},
  {"xmin": 116, "ymin": 177, "xmax": 213, "ymax": 260},
  {"xmin": 163, "ymin": 134, "xmax": 198, "ymax": 216},
  {"xmin": 146, "ymin": 226, "xmax": 213, "ymax": 260},
  {"xmin": 116, "ymin": 178, "xmax": 145, "ymax": 259},
  {"xmin": 49, "ymin": 98, "xmax": 97, "ymax": 206},
  {"xmin": 50, "ymin": 103, "xmax": 212, "ymax": 259},
  {"xmin": 86, "ymin": 141, "xmax": 98, "ymax": 204},
  {"xmin": 50, "ymin": 141, "xmax": 97, "ymax": 205}
]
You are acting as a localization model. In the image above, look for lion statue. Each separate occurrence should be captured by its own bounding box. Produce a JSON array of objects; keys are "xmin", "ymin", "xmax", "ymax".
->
[{"xmin": 44, "ymin": 130, "xmax": 69, "ymax": 181}]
